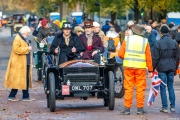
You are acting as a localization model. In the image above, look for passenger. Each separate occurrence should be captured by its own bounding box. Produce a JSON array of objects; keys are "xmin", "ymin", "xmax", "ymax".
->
[
  {"xmin": 93, "ymin": 21, "xmax": 107, "ymax": 47},
  {"xmin": 32, "ymin": 18, "xmax": 43, "ymax": 36},
  {"xmin": 50, "ymin": 22, "xmax": 85, "ymax": 64},
  {"xmin": 79, "ymin": 21, "xmax": 104, "ymax": 64},
  {"xmin": 73, "ymin": 26, "xmax": 84, "ymax": 36},
  {"xmin": 37, "ymin": 18, "xmax": 61, "ymax": 43}
]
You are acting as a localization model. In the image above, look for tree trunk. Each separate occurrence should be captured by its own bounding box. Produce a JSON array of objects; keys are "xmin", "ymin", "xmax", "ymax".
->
[
  {"xmin": 90, "ymin": 13, "xmax": 94, "ymax": 21},
  {"xmin": 133, "ymin": 0, "xmax": 140, "ymax": 23},
  {"xmin": 59, "ymin": 2, "xmax": 63, "ymax": 21},
  {"xmin": 111, "ymin": 12, "xmax": 116, "ymax": 22},
  {"xmin": 158, "ymin": 10, "xmax": 167, "ymax": 22}
]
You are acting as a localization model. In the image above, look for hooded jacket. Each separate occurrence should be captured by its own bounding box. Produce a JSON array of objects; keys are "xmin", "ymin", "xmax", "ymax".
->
[
  {"xmin": 102, "ymin": 20, "xmax": 110, "ymax": 35},
  {"xmin": 153, "ymin": 34, "xmax": 179, "ymax": 72}
]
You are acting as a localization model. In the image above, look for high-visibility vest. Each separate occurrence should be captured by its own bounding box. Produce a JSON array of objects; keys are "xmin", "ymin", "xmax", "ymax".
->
[{"xmin": 123, "ymin": 35, "xmax": 148, "ymax": 69}]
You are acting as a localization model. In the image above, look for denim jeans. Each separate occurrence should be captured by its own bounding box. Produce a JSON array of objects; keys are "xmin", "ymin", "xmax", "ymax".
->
[
  {"xmin": 8, "ymin": 65, "xmax": 30, "ymax": 99},
  {"xmin": 158, "ymin": 72, "xmax": 175, "ymax": 109}
]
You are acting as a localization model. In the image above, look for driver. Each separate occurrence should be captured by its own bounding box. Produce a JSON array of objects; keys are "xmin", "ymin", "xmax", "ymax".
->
[
  {"xmin": 37, "ymin": 18, "xmax": 61, "ymax": 43},
  {"xmin": 50, "ymin": 22, "xmax": 85, "ymax": 64}
]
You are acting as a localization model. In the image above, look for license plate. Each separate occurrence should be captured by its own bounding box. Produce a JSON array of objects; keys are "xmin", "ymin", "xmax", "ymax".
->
[
  {"xmin": 62, "ymin": 85, "xmax": 70, "ymax": 95},
  {"xmin": 71, "ymin": 85, "xmax": 94, "ymax": 91}
]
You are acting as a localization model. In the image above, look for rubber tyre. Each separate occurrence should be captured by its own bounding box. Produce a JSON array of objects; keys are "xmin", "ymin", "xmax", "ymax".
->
[
  {"xmin": 48, "ymin": 72, "xmax": 56, "ymax": 112},
  {"xmin": 37, "ymin": 70, "xmax": 42, "ymax": 81},
  {"xmin": 47, "ymin": 94, "xmax": 50, "ymax": 108},
  {"xmin": 108, "ymin": 71, "xmax": 115, "ymax": 110},
  {"xmin": 114, "ymin": 64, "xmax": 125, "ymax": 98},
  {"xmin": 103, "ymin": 98, "xmax": 108, "ymax": 106}
]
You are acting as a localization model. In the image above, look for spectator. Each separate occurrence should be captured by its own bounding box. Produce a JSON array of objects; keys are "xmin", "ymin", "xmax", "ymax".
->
[
  {"xmin": 146, "ymin": 26, "xmax": 156, "ymax": 52},
  {"xmin": 152, "ymin": 25, "xmax": 179, "ymax": 113},
  {"xmin": 109, "ymin": 21, "xmax": 114, "ymax": 28},
  {"xmin": 142, "ymin": 22, "xmax": 148, "ymax": 38},
  {"xmin": 102, "ymin": 20, "xmax": 110, "ymax": 35},
  {"xmin": 4, "ymin": 26, "xmax": 35, "ymax": 102},
  {"xmin": 114, "ymin": 20, "xmax": 121, "ymax": 34},
  {"xmin": 150, "ymin": 20, "xmax": 160, "ymax": 40},
  {"xmin": 168, "ymin": 23, "xmax": 177, "ymax": 40}
]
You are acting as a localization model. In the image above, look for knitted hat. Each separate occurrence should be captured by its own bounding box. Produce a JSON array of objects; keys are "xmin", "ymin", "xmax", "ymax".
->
[
  {"xmin": 41, "ymin": 18, "xmax": 48, "ymax": 27},
  {"xmin": 160, "ymin": 25, "xmax": 169, "ymax": 33},
  {"xmin": 93, "ymin": 22, "xmax": 100, "ymax": 27}
]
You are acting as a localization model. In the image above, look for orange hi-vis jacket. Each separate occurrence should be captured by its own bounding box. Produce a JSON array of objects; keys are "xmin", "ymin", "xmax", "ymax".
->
[{"xmin": 119, "ymin": 35, "xmax": 153, "ymax": 71}]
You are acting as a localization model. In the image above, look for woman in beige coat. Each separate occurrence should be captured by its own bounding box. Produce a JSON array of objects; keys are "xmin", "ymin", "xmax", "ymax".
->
[{"xmin": 4, "ymin": 26, "xmax": 35, "ymax": 102}]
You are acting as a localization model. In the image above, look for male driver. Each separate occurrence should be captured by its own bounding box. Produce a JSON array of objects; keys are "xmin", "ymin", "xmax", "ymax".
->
[
  {"xmin": 79, "ymin": 21, "xmax": 104, "ymax": 64},
  {"xmin": 50, "ymin": 22, "xmax": 85, "ymax": 64},
  {"xmin": 37, "ymin": 18, "xmax": 61, "ymax": 42}
]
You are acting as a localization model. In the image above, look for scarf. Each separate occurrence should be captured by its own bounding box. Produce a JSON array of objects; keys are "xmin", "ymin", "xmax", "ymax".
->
[
  {"xmin": 86, "ymin": 33, "xmax": 93, "ymax": 51},
  {"xmin": 63, "ymin": 34, "xmax": 70, "ymax": 46}
]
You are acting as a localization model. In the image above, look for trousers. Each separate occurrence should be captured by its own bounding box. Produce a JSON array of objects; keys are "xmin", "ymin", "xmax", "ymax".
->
[{"xmin": 124, "ymin": 68, "xmax": 146, "ymax": 108}]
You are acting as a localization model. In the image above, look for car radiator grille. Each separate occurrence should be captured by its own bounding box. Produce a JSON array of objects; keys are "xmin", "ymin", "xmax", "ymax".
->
[
  {"xmin": 64, "ymin": 73, "xmax": 98, "ymax": 82},
  {"xmin": 63, "ymin": 67, "xmax": 99, "ymax": 75}
]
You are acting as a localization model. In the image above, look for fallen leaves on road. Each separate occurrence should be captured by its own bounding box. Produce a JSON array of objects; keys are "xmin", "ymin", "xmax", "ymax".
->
[
  {"xmin": 17, "ymin": 113, "xmax": 29, "ymax": 119},
  {"xmin": 1, "ymin": 108, "xmax": 8, "ymax": 111}
]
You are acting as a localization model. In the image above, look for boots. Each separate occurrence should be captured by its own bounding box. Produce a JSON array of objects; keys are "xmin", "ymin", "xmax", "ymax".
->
[
  {"xmin": 120, "ymin": 107, "xmax": 130, "ymax": 115},
  {"xmin": 137, "ymin": 107, "xmax": 147, "ymax": 114}
]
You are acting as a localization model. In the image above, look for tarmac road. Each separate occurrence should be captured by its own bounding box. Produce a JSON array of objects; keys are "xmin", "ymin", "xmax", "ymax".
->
[{"xmin": 0, "ymin": 27, "xmax": 180, "ymax": 120}]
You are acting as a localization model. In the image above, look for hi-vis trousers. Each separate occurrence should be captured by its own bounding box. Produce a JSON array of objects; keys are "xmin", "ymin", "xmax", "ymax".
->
[{"xmin": 124, "ymin": 68, "xmax": 146, "ymax": 108}]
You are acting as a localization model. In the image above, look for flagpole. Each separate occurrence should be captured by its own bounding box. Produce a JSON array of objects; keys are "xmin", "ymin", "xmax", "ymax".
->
[{"xmin": 160, "ymin": 80, "xmax": 167, "ymax": 86}]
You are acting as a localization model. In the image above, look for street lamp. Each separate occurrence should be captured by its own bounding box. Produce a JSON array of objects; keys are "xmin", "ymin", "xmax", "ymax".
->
[{"xmin": 94, "ymin": 2, "xmax": 101, "ymax": 24}]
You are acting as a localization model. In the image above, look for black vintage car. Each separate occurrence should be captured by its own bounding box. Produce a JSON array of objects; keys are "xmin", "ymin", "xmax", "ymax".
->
[{"xmin": 42, "ymin": 56, "xmax": 119, "ymax": 112}]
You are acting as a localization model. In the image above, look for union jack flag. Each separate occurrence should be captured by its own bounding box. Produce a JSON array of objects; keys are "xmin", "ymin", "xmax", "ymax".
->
[{"xmin": 147, "ymin": 72, "xmax": 162, "ymax": 106}]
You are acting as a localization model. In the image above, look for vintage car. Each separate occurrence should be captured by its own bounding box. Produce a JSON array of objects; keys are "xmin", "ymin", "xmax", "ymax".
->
[
  {"xmin": 33, "ymin": 36, "xmax": 56, "ymax": 81},
  {"xmin": 10, "ymin": 13, "xmax": 25, "ymax": 37},
  {"xmin": 39, "ymin": 45, "xmax": 124, "ymax": 112},
  {"xmin": 42, "ymin": 56, "xmax": 116, "ymax": 112},
  {"xmin": 33, "ymin": 37, "xmax": 48, "ymax": 81}
]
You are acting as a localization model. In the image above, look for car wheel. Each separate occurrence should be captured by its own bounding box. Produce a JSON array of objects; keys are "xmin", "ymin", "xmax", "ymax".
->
[
  {"xmin": 82, "ymin": 97, "xmax": 88, "ymax": 100},
  {"xmin": 48, "ymin": 72, "xmax": 56, "ymax": 112},
  {"xmin": 47, "ymin": 94, "xmax": 50, "ymax": 108},
  {"xmin": 114, "ymin": 63, "xmax": 125, "ymax": 98},
  {"xmin": 108, "ymin": 71, "xmax": 115, "ymax": 110},
  {"xmin": 37, "ymin": 70, "xmax": 42, "ymax": 81},
  {"xmin": 103, "ymin": 98, "xmax": 108, "ymax": 107}
]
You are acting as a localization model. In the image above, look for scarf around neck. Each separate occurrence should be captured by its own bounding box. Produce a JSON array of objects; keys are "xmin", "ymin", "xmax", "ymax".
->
[{"xmin": 63, "ymin": 34, "xmax": 70, "ymax": 46}]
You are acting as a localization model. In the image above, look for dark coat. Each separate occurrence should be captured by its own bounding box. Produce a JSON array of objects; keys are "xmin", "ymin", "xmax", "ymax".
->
[
  {"xmin": 147, "ymin": 32, "xmax": 156, "ymax": 52},
  {"xmin": 79, "ymin": 34, "xmax": 104, "ymax": 59},
  {"xmin": 50, "ymin": 32, "xmax": 85, "ymax": 58},
  {"xmin": 175, "ymin": 32, "xmax": 180, "ymax": 58},
  {"xmin": 175, "ymin": 32, "xmax": 180, "ymax": 44},
  {"xmin": 102, "ymin": 21, "xmax": 110, "ymax": 35},
  {"xmin": 32, "ymin": 27, "xmax": 41, "ymax": 36},
  {"xmin": 37, "ymin": 23, "xmax": 61, "ymax": 42},
  {"xmin": 153, "ymin": 34, "xmax": 179, "ymax": 72}
]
